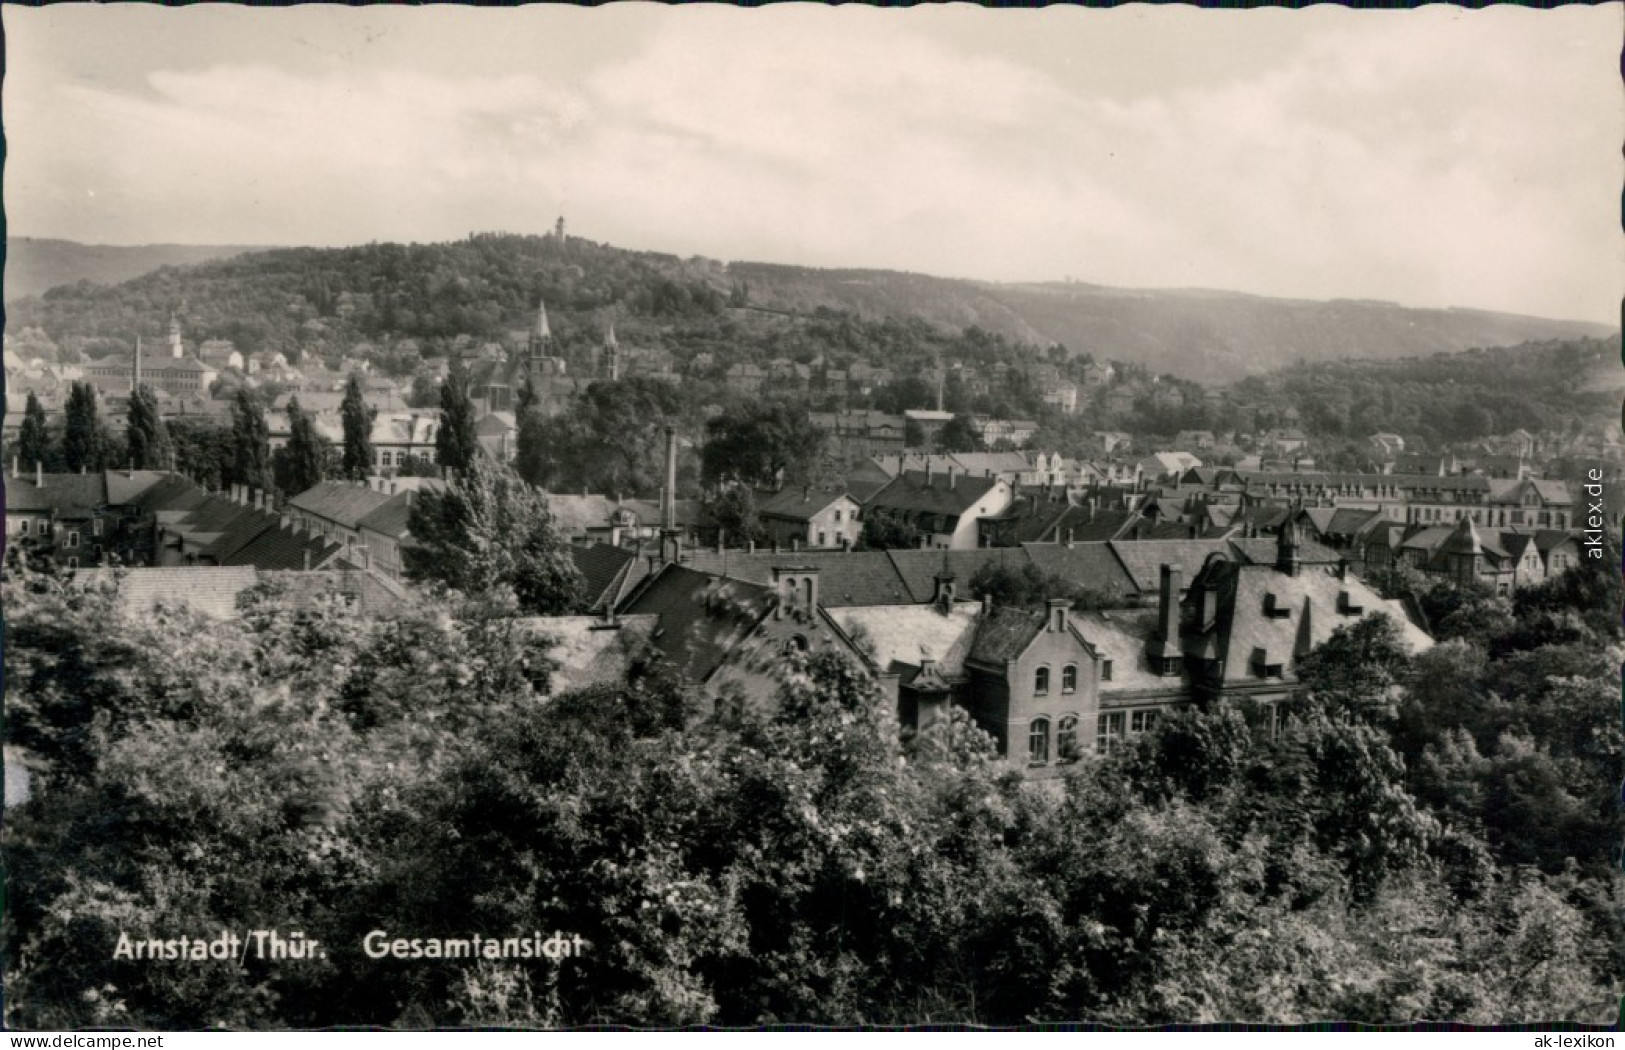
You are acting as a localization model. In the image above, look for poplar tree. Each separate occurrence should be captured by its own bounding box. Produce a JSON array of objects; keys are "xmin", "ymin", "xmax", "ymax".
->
[
  {"xmin": 435, "ymin": 366, "xmax": 480, "ymax": 475},
  {"xmin": 17, "ymin": 391, "xmax": 51, "ymax": 471},
  {"xmin": 281, "ymin": 396, "xmax": 327, "ymax": 496},
  {"xmin": 340, "ymin": 373, "xmax": 375, "ymax": 479},
  {"xmin": 124, "ymin": 385, "xmax": 173, "ymax": 470},
  {"xmin": 230, "ymin": 388, "xmax": 273, "ymax": 493},
  {"xmin": 61, "ymin": 382, "xmax": 105, "ymax": 473}
]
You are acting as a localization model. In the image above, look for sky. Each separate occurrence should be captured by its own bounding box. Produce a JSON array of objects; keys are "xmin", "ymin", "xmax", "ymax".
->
[{"xmin": 4, "ymin": 3, "xmax": 1620, "ymax": 323}]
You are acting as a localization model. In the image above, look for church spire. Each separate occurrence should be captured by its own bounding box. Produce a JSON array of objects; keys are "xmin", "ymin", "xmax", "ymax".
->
[
  {"xmin": 168, "ymin": 313, "xmax": 183, "ymax": 359},
  {"xmin": 533, "ymin": 297, "xmax": 551, "ymax": 342}
]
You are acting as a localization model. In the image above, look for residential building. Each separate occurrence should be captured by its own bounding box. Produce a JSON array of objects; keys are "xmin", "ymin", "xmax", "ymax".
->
[
  {"xmin": 864, "ymin": 468, "xmax": 1015, "ymax": 550},
  {"xmin": 754, "ymin": 487, "xmax": 864, "ymax": 550}
]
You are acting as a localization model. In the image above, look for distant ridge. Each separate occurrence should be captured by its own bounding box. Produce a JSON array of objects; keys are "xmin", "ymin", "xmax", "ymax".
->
[
  {"xmin": 726, "ymin": 262, "xmax": 1617, "ymax": 384},
  {"xmin": 5, "ymin": 237, "xmax": 269, "ymax": 302},
  {"xmin": 6, "ymin": 234, "xmax": 1613, "ymax": 384}
]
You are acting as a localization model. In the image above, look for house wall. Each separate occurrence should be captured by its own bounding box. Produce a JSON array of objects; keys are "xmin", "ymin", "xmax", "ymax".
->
[
  {"xmin": 946, "ymin": 481, "xmax": 1013, "ymax": 550},
  {"xmin": 1000, "ymin": 623, "xmax": 1101, "ymax": 778}
]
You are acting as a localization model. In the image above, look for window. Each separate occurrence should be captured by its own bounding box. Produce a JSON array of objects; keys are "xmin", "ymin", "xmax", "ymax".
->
[
  {"xmin": 1100, "ymin": 660, "xmax": 1113, "ymax": 682},
  {"xmin": 1057, "ymin": 715, "xmax": 1079, "ymax": 761},
  {"xmin": 834, "ymin": 510, "xmax": 843, "ymax": 523},
  {"xmin": 1028, "ymin": 717, "xmax": 1050, "ymax": 764},
  {"xmin": 18, "ymin": 519, "xmax": 29, "ymax": 537},
  {"xmin": 817, "ymin": 531, "xmax": 826, "ymax": 547},
  {"xmin": 93, "ymin": 518, "xmax": 104, "ymax": 537},
  {"xmin": 1131, "ymin": 710, "xmax": 1160, "ymax": 735},
  {"xmin": 66, "ymin": 531, "xmax": 80, "ymax": 549},
  {"xmin": 1096, "ymin": 712, "xmax": 1125, "ymax": 754},
  {"xmin": 1034, "ymin": 666, "xmax": 1050, "ymax": 695},
  {"xmin": 1062, "ymin": 665, "xmax": 1078, "ymax": 693}
]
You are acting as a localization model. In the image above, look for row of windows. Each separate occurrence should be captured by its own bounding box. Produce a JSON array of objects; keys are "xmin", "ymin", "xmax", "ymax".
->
[
  {"xmin": 14, "ymin": 519, "xmax": 102, "ymax": 544},
  {"xmin": 1033, "ymin": 661, "xmax": 1112, "ymax": 696},
  {"xmin": 1027, "ymin": 709, "xmax": 1160, "ymax": 764}
]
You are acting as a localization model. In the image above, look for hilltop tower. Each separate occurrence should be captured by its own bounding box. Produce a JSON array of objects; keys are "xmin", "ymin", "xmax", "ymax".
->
[
  {"xmin": 554, "ymin": 215, "xmax": 566, "ymax": 241},
  {"xmin": 168, "ymin": 313, "xmax": 183, "ymax": 359}
]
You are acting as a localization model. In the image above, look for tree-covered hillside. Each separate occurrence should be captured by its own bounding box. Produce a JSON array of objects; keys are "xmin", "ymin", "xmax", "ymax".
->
[{"xmin": 9, "ymin": 233, "xmax": 1613, "ymax": 385}]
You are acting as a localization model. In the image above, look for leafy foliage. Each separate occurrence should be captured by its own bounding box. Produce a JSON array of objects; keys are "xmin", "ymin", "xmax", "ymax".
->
[
  {"xmin": 339, "ymin": 373, "xmax": 376, "ymax": 480},
  {"xmin": 403, "ymin": 457, "xmax": 584, "ymax": 615}
]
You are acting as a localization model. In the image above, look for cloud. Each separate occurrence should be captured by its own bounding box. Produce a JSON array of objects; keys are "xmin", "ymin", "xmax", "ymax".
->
[{"xmin": 3, "ymin": 5, "xmax": 1617, "ymax": 322}]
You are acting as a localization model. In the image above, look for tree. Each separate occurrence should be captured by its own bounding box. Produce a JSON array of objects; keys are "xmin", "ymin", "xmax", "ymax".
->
[
  {"xmin": 936, "ymin": 413, "xmax": 985, "ymax": 454},
  {"xmin": 17, "ymin": 391, "xmax": 51, "ymax": 471},
  {"xmin": 435, "ymin": 366, "xmax": 480, "ymax": 475},
  {"xmin": 61, "ymin": 382, "xmax": 105, "ymax": 473},
  {"xmin": 340, "ymin": 373, "xmax": 376, "ymax": 480},
  {"xmin": 278, "ymin": 396, "xmax": 327, "ymax": 497},
  {"xmin": 404, "ymin": 457, "xmax": 584, "ymax": 614},
  {"xmin": 858, "ymin": 510, "xmax": 922, "ymax": 552},
  {"xmin": 903, "ymin": 417, "xmax": 926, "ymax": 448},
  {"xmin": 229, "ymin": 389, "xmax": 273, "ymax": 493},
  {"xmin": 701, "ymin": 402, "xmax": 828, "ymax": 491},
  {"xmin": 123, "ymin": 385, "xmax": 172, "ymax": 471},
  {"xmin": 513, "ymin": 408, "xmax": 552, "ymax": 488},
  {"xmin": 168, "ymin": 418, "xmax": 233, "ymax": 490},
  {"xmin": 1291, "ymin": 614, "xmax": 1413, "ymax": 722}
]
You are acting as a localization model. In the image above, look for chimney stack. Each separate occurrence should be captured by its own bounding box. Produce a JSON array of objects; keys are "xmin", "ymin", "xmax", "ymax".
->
[{"xmin": 661, "ymin": 425, "xmax": 678, "ymax": 534}]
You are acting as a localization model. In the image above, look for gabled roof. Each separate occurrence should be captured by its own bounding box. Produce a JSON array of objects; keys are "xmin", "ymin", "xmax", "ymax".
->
[
  {"xmin": 681, "ymin": 549, "xmax": 914, "ymax": 607},
  {"xmin": 828, "ymin": 601, "xmax": 983, "ymax": 679},
  {"xmin": 1187, "ymin": 560, "xmax": 1432, "ymax": 685},
  {"xmin": 1022, "ymin": 543, "xmax": 1143, "ymax": 599},
  {"xmin": 884, "ymin": 548, "xmax": 1030, "ymax": 603},
  {"xmin": 569, "ymin": 543, "xmax": 644, "ymax": 612},
  {"xmin": 218, "ymin": 525, "xmax": 344, "ymax": 571},
  {"xmin": 968, "ymin": 606, "xmax": 1045, "ymax": 665},
  {"xmin": 5, "ymin": 474, "xmax": 108, "ymax": 516},
  {"xmin": 544, "ymin": 493, "xmax": 616, "ymax": 535},
  {"xmin": 129, "ymin": 475, "xmax": 210, "ymax": 514},
  {"xmin": 621, "ymin": 564, "xmax": 776, "ymax": 684},
  {"xmin": 355, "ymin": 492, "xmax": 417, "ymax": 540},
  {"xmin": 867, "ymin": 469, "xmax": 1001, "ymax": 516},
  {"xmin": 286, "ymin": 482, "xmax": 397, "ymax": 530},
  {"xmin": 102, "ymin": 470, "xmax": 172, "ymax": 506},
  {"xmin": 203, "ymin": 507, "xmax": 282, "ymax": 563},
  {"xmin": 71, "ymin": 566, "xmax": 260, "ymax": 619},
  {"xmin": 754, "ymin": 487, "xmax": 857, "ymax": 521}
]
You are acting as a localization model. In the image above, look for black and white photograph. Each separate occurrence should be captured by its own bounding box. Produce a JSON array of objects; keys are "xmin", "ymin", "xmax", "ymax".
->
[{"xmin": 2, "ymin": 2, "xmax": 1622, "ymax": 1031}]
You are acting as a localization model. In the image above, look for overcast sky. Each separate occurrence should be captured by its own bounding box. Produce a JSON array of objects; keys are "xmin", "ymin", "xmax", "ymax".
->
[{"xmin": 5, "ymin": 4, "xmax": 1619, "ymax": 322}]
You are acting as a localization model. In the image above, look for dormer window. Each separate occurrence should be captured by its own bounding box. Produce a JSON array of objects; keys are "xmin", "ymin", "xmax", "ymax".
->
[{"xmin": 1100, "ymin": 660, "xmax": 1113, "ymax": 682}]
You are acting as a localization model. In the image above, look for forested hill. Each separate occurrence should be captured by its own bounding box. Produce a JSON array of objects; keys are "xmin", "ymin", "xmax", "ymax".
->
[
  {"xmin": 4, "ymin": 238, "xmax": 268, "ymax": 303},
  {"xmin": 6, "ymin": 232, "xmax": 1614, "ymax": 384},
  {"xmin": 729, "ymin": 263, "xmax": 1616, "ymax": 384}
]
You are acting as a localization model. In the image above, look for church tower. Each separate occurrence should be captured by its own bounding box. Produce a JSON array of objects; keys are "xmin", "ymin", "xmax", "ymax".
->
[
  {"xmin": 527, "ymin": 297, "xmax": 552, "ymax": 361},
  {"xmin": 168, "ymin": 314, "xmax": 183, "ymax": 359},
  {"xmin": 603, "ymin": 323, "xmax": 621, "ymax": 381}
]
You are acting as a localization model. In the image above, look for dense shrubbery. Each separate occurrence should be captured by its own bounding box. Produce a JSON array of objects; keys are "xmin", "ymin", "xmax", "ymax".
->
[{"xmin": 5, "ymin": 540, "xmax": 1619, "ymax": 1027}]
